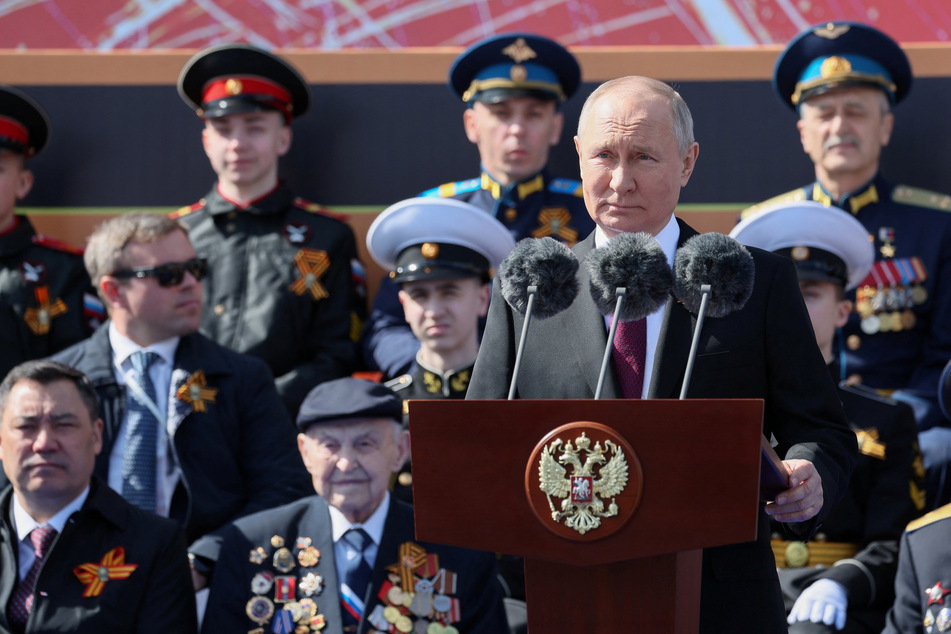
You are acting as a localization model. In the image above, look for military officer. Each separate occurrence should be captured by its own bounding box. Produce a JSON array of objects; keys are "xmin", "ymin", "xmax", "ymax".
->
[
  {"xmin": 368, "ymin": 198, "xmax": 514, "ymax": 406},
  {"xmin": 740, "ymin": 22, "xmax": 951, "ymax": 507},
  {"xmin": 882, "ymin": 504, "xmax": 951, "ymax": 633},
  {"xmin": 732, "ymin": 201, "xmax": 926, "ymax": 633},
  {"xmin": 362, "ymin": 33, "xmax": 593, "ymax": 379},
  {"xmin": 172, "ymin": 44, "xmax": 366, "ymax": 419},
  {"xmin": 0, "ymin": 85, "xmax": 103, "ymax": 379}
]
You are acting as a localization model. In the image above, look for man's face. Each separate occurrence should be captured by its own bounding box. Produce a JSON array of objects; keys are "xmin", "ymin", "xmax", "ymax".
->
[
  {"xmin": 102, "ymin": 230, "xmax": 203, "ymax": 346},
  {"xmin": 201, "ymin": 110, "xmax": 291, "ymax": 193},
  {"xmin": 0, "ymin": 149, "xmax": 33, "ymax": 231},
  {"xmin": 463, "ymin": 97, "xmax": 563, "ymax": 186},
  {"xmin": 0, "ymin": 379, "xmax": 102, "ymax": 513},
  {"xmin": 799, "ymin": 279, "xmax": 851, "ymax": 361},
  {"xmin": 298, "ymin": 418, "xmax": 409, "ymax": 524},
  {"xmin": 574, "ymin": 91, "xmax": 698, "ymax": 237},
  {"xmin": 797, "ymin": 87, "xmax": 893, "ymax": 185},
  {"xmin": 398, "ymin": 277, "xmax": 490, "ymax": 358}
]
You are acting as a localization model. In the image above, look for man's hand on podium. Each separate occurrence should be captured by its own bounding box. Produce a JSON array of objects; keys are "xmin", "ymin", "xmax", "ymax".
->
[{"xmin": 763, "ymin": 459, "xmax": 823, "ymax": 523}]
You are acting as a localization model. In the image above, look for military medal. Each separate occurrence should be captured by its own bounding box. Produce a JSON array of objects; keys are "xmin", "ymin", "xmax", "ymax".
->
[
  {"xmin": 784, "ymin": 541, "xmax": 809, "ymax": 568},
  {"xmin": 879, "ymin": 227, "xmax": 896, "ymax": 258},
  {"xmin": 297, "ymin": 545, "xmax": 320, "ymax": 567},
  {"xmin": 299, "ymin": 571, "xmax": 324, "ymax": 597},
  {"xmin": 246, "ymin": 596, "xmax": 275, "ymax": 625},
  {"xmin": 250, "ymin": 546, "xmax": 267, "ymax": 564},
  {"xmin": 274, "ymin": 575, "xmax": 296, "ymax": 603},
  {"xmin": 251, "ymin": 571, "xmax": 275, "ymax": 594},
  {"xmin": 928, "ymin": 581, "xmax": 951, "ymax": 605},
  {"xmin": 176, "ymin": 369, "xmax": 218, "ymax": 412},
  {"xmin": 271, "ymin": 535, "xmax": 285, "ymax": 548},
  {"xmin": 24, "ymin": 286, "xmax": 67, "ymax": 336},
  {"xmin": 295, "ymin": 536, "xmax": 312, "ymax": 549},
  {"xmin": 273, "ymin": 547, "xmax": 295, "ymax": 573},
  {"xmin": 902, "ymin": 310, "xmax": 917, "ymax": 329},
  {"xmin": 938, "ymin": 607, "xmax": 951, "ymax": 632}
]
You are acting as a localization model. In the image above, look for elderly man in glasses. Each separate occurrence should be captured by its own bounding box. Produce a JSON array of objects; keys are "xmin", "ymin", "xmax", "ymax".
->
[{"xmin": 46, "ymin": 212, "xmax": 311, "ymax": 596}]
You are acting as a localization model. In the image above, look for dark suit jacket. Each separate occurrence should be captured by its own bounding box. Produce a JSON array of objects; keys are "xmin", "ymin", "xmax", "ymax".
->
[
  {"xmin": 50, "ymin": 324, "xmax": 311, "ymax": 553},
  {"xmin": 0, "ymin": 478, "xmax": 197, "ymax": 633},
  {"xmin": 202, "ymin": 495, "xmax": 508, "ymax": 634},
  {"xmin": 467, "ymin": 220, "xmax": 858, "ymax": 632}
]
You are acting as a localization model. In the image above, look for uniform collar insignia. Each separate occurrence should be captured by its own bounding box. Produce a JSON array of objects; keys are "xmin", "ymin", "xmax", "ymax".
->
[{"xmin": 480, "ymin": 171, "xmax": 544, "ymax": 202}]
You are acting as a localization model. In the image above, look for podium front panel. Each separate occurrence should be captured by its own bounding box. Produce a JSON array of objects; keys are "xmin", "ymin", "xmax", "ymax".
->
[{"xmin": 410, "ymin": 398, "xmax": 764, "ymax": 566}]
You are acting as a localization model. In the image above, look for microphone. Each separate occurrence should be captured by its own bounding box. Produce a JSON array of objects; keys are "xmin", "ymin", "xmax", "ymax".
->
[
  {"xmin": 497, "ymin": 237, "xmax": 580, "ymax": 399},
  {"xmin": 585, "ymin": 232, "xmax": 673, "ymax": 399},
  {"xmin": 672, "ymin": 232, "xmax": 755, "ymax": 398}
]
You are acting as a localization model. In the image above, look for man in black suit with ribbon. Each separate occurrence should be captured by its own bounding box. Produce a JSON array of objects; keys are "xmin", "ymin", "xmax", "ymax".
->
[
  {"xmin": 467, "ymin": 75, "xmax": 858, "ymax": 631},
  {"xmin": 0, "ymin": 360, "xmax": 196, "ymax": 633}
]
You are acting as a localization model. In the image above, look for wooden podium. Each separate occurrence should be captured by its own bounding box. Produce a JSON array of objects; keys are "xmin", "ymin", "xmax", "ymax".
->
[{"xmin": 409, "ymin": 398, "xmax": 766, "ymax": 633}]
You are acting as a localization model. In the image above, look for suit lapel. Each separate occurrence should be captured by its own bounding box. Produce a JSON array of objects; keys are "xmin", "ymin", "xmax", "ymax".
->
[
  {"xmin": 648, "ymin": 220, "xmax": 698, "ymax": 399},
  {"xmin": 566, "ymin": 234, "xmax": 619, "ymax": 398}
]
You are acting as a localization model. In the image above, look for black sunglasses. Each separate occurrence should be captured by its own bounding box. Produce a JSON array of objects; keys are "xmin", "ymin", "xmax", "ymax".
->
[{"xmin": 112, "ymin": 257, "xmax": 208, "ymax": 287}]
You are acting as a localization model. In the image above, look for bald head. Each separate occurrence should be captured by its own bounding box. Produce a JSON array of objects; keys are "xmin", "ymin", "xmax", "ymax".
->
[{"xmin": 577, "ymin": 76, "xmax": 695, "ymax": 155}]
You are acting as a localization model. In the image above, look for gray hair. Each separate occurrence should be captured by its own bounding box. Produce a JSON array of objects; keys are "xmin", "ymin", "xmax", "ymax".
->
[
  {"xmin": 577, "ymin": 76, "xmax": 695, "ymax": 154},
  {"xmin": 84, "ymin": 212, "xmax": 187, "ymax": 289}
]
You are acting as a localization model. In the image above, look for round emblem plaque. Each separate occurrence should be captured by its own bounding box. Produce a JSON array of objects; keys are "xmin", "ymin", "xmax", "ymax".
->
[{"xmin": 525, "ymin": 421, "xmax": 643, "ymax": 541}]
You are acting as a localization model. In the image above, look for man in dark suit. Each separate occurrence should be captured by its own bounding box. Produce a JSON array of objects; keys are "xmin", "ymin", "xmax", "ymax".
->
[
  {"xmin": 732, "ymin": 201, "xmax": 925, "ymax": 633},
  {"xmin": 0, "ymin": 360, "xmax": 196, "ymax": 633},
  {"xmin": 467, "ymin": 75, "xmax": 858, "ymax": 631},
  {"xmin": 202, "ymin": 377, "xmax": 507, "ymax": 634},
  {"xmin": 49, "ymin": 212, "xmax": 311, "ymax": 592}
]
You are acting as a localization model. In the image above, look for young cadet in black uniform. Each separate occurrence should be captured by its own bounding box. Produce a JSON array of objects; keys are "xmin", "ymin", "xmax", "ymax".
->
[
  {"xmin": 0, "ymin": 85, "xmax": 102, "ymax": 378},
  {"xmin": 362, "ymin": 33, "xmax": 593, "ymax": 379},
  {"xmin": 732, "ymin": 201, "xmax": 926, "ymax": 634},
  {"xmin": 172, "ymin": 44, "xmax": 365, "ymax": 419},
  {"xmin": 740, "ymin": 23, "xmax": 951, "ymax": 507}
]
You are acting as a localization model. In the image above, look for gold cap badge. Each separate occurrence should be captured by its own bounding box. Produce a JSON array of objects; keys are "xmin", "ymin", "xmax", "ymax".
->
[
  {"xmin": 421, "ymin": 243, "xmax": 439, "ymax": 259},
  {"xmin": 502, "ymin": 37, "xmax": 537, "ymax": 63}
]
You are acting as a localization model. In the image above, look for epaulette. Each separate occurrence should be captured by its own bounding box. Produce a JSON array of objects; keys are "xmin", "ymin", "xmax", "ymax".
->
[
  {"xmin": 384, "ymin": 374, "xmax": 413, "ymax": 393},
  {"xmin": 420, "ymin": 178, "xmax": 480, "ymax": 198},
  {"xmin": 905, "ymin": 501, "xmax": 951, "ymax": 532},
  {"xmin": 837, "ymin": 381, "xmax": 902, "ymax": 406},
  {"xmin": 892, "ymin": 185, "xmax": 951, "ymax": 212},
  {"xmin": 31, "ymin": 234, "xmax": 84, "ymax": 256},
  {"xmin": 292, "ymin": 197, "xmax": 348, "ymax": 222},
  {"xmin": 169, "ymin": 201, "xmax": 204, "ymax": 219},
  {"xmin": 738, "ymin": 189, "xmax": 808, "ymax": 220},
  {"xmin": 548, "ymin": 177, "xmax": 583, "ymax": 197}
]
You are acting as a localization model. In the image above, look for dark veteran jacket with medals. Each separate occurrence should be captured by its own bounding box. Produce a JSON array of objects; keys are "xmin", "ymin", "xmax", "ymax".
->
[
  {"xmin": 201, "ymin": 494, "xmax": 507, "ymax": 634},
  {"xmin": 776, "ymin": 375, "xmax": 925, "ymax": 632},
  {"xmin": 0, "ymin": 478, "xmax": 196, "ymax": 633},
  {"xmin": 743, "ymin": 175, "xmax": 951, "ymax": 428},
  {"xmin": 172, "ymin": 183, "xmax": 365, "ymax": 418},
  {"xmin": 0, "ymin": 215, "xmax": 101, "ymax": 379},
  {"xmin": 363, "ymin": 169, "xmax": 594, "ymax": 379},
  {"xmin": 49, "ymin": 323, "xmax": 311, "ymax": 553},
  {"xmin": 883, "ymin": 503, "xmax": 951, "ymax": 634},
  {"xmin": 467, "ymin": 219, "xmax": 858, "ymax": 632}
]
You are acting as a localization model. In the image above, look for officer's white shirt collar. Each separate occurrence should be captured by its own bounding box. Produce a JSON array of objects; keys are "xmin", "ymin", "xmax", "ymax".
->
[{"xmin": 594, "ymin": 214, "xmax": 680, "ymax": 398}]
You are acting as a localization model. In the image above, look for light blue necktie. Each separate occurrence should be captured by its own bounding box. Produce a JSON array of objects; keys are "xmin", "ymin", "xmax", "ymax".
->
[{"xmin": 122, "ymin": 350, "xmax": 159, "ymax": 511}]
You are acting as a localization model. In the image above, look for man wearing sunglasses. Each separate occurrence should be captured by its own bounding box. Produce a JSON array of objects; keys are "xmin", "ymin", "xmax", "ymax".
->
[
  {"xmin": 49, "ymin": 213, "xmax": 311, "ymax": 596},
  {"xmin": 171, "ymin": 44, "xmax": 366, "ymax": 420}
]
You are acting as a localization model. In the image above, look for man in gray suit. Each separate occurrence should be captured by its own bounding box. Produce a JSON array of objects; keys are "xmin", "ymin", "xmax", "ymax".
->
[{"xmin": 467, "ymin": 75, "xmax": 858, "ymax": 632}]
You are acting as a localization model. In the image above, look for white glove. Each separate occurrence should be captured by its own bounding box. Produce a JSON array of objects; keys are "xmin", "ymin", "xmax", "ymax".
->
[{"xmin": 788, "ymin": 578, "xmax": 848, "ymax": 630}]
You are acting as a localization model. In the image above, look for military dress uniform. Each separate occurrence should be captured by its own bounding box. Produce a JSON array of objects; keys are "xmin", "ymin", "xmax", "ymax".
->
[
  {"xmin": 0, "ymin": 217, "xmax": 101, "ymax": 379},
  {"xmin": 883, "ymin": 504, "xmax": 951, "ymax": 633},
  {"xmin": 172, "ymin": 185, "xmax": 364, "ymax": 418},
  {"xmin": 175, "ymin": 44, "xmax": 366, "ymax": 418},
  {"xmin": 0, "ymin": 86, "xmax": 102, "ymax": 378},
  {"xmin": 362, "ymin": 32, "xmax": 591, "ymax": 378}
]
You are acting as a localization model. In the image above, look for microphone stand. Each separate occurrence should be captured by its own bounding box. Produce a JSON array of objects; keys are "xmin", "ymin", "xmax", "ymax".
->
[
  {"xmin": 594, "ymin": 288, "xmax": 626, "ymax": 400},
  {"xmin": 679, "ymin": 284, "xmax": 711, "ymax": 399},
  {"xmin": 507, "ymin": 285, "xmax": 537, "ymax": 400}
]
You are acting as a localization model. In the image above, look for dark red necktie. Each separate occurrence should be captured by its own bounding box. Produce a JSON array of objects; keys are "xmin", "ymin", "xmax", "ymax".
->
[
  {"xmin": 9, "ymin": 526, "xmax": 57, "ymax": 628},
  {"xmin": 612, "ymin": 318, "xmax": 647, "ymax": 398}
]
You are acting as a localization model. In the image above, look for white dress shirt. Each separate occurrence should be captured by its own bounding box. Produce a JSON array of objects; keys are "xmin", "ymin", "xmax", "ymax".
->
[{"xmin": 13, "ymin": 487, "xmax": 88, "ymax": 581}]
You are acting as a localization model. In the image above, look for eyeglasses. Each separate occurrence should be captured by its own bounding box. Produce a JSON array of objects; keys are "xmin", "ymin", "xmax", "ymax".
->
[{"xmin": 111, "ymin": 257, "xmax": 208, "ymax": 287}]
